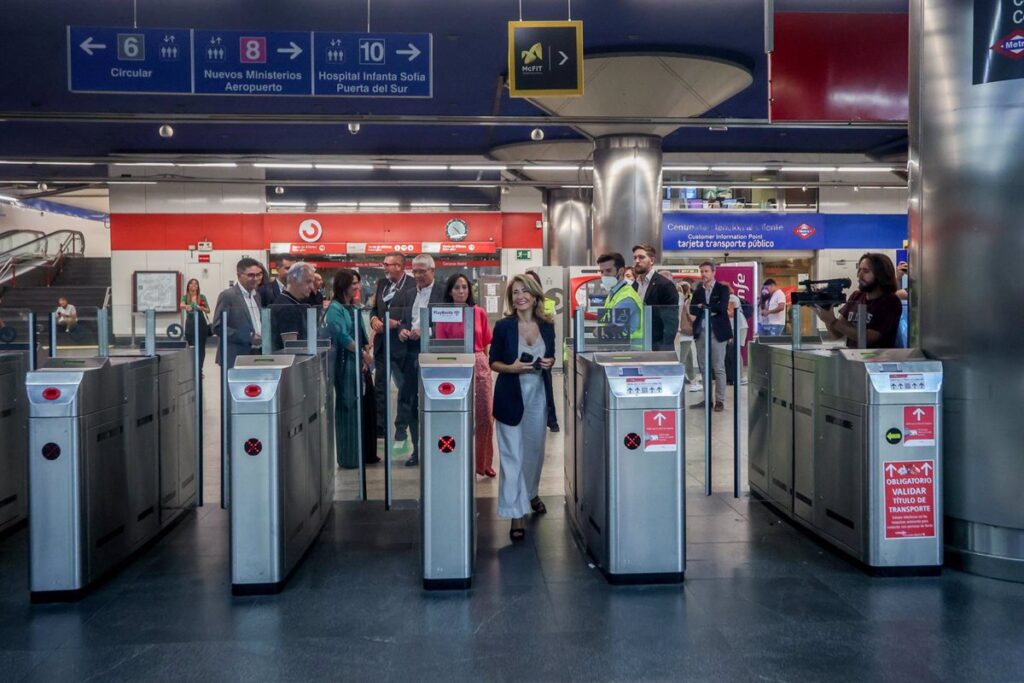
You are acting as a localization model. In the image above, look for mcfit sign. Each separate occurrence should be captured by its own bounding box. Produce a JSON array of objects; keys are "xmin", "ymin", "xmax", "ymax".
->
[
  {"xmin": 974, "ymin": 0, "xmax": 1024, "ymax": 83},
  {"xmin": 508, "ymin": 21, "xmax": 583, "ymax": 96}
]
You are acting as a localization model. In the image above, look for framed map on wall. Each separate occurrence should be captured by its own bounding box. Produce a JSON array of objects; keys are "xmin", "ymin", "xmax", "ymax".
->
[{"xmin": 133, "ymin": 271, "xmax": 181, "ymax": 313}]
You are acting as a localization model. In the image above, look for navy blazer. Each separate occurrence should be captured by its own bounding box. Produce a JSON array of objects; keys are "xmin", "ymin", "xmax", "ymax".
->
[
  {"xmin": 489, "ymin": 315, "xmax": 556, "ymax": 426},
  {"xmin": 690, "ymin": 281, "xmax": 734, "ymax": 343}
]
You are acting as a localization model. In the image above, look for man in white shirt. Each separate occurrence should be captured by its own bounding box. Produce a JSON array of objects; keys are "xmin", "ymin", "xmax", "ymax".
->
[
  {"xmin": 212, "ymin": 257, "xmax": 264, "ymax": 370},
  {"xmin": 55, "ymin": 297, "xmax": 77, "ymax": 333},
  {"xmin": 759, "ymin": 279, "xmax": 787, "ymax": 336}
]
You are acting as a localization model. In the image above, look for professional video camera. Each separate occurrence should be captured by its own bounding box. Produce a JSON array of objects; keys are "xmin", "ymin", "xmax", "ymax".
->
[{"xmin": 790, "ymin": 278, "xmax": 851, "ymax": 308}]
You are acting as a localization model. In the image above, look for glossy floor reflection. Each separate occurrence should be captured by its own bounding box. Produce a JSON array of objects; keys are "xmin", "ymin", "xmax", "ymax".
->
[{"xmin": 2, "ymin": 367, "xmax": 1023, "ymax": 681}]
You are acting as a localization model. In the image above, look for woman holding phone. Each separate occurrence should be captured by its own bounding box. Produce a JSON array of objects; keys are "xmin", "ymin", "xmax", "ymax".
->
[{"xmin": 489, "ymin": 274, "xmax": 555, "ymax": 540}]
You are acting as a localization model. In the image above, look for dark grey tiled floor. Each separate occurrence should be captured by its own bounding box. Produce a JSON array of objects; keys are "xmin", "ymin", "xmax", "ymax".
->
[{"xmin": 2, "ymin": 495, "xmax": 1024, "ymax": 682}]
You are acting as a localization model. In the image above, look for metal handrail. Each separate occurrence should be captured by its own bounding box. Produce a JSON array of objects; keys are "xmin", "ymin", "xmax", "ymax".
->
[
  {"xmin": 0, "ymin": 229, "xmax": 85, "ymax": 261},
  {"xmin": 0, "ymin": 230, "xmax": 86, "ymax": 287}
]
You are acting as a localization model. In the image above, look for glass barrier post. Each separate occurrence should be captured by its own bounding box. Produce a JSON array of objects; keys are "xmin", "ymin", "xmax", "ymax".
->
[
  {"xmin": 733, "ymin": 312, "xmax": 741, "ymax": 499},
  {"xmin": 261, "ymin": 309, "xmax": 272, "ymax": 355},
  {"xmin": 27, "ymin": 311, "xmax": 37, "ymax": 371},
  {"xmin": 193, "ymin": 310, "xmax": 204, "ymax": 508},
  {"xmin": 144, "ymin": 309, "xmax": 156, "ymax": 357},
  {"xmin": 49, "ymin": 312, "xmax": 57, "ymax": 358},
  {"xmin": 792, "ymin": 306, "xmax": 803, "ymax": 351},
  {"xmin": 384, "ymin": 311, "xmax": 393, "ymax": 511},
  {"xmin": 354, "ymin": 307, "xmax": 366, "ymax": 501},
  {"xmin": 97, "ymin": 308, "xmax": 110, "ymax": 358},
  {"xmin": 643, "ymin": 305, "xmax": 653, "ymax": 352},
  {"xmin": 220, "ymin": 310, "xmax": 230, "ymax": 510},
  {"xmin": 305, "ymin": 307, "xmax": 318, "ymax": 356},
  {"xmin": 703, "ymin": 307, "xmax": 712, "ymax": 496},
  {"xmin": 464, "ymin": 307, "xmax": 474, "ymax": 354},
  {"xmin": 857, "ymin": 303, "xmax": 867, "ymax": 349}
]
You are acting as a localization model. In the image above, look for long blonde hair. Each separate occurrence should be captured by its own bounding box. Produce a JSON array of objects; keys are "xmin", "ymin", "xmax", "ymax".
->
[{"xmin": 505, "ymin": 274, "xmax": 553, "ymax": 323}]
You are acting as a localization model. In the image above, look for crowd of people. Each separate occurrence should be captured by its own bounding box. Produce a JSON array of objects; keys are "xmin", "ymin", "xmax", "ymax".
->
[{"xmin": 185, "ymin": 247, "xmax": 902, "ymax": 542}]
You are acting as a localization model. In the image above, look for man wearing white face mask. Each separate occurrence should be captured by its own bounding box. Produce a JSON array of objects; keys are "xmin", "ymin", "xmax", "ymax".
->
[{"xmin": 596, "ymin": 252, "xmax": 644, "ymax": 343}]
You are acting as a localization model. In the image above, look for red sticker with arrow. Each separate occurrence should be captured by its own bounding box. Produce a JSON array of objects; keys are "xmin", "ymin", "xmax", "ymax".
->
[
  {"xmin": 883, "ymin": 460, "xmax": 936, "ymax": 539},
  {"xmin": 643, "ymin": 410, "xmax": 676, "ymax": 452},
  {"xmin": 903, "ymin": 406, "xmax": 935, "ymax": 447}
]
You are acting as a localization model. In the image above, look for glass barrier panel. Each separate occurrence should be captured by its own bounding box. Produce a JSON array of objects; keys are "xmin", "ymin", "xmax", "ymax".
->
[
  {"xmin": 52, "ymin": 305, "xmax": 102, "ymax": 357},
  {"xmin": 0, "ymin": 308, "xmax": 34, "ymax": 350},
  {"xmin": 576, "ymin": 306, "xmax": 645, "ymax": 352},
  {"xmin": 424, "ymin": 303, "xmax": 473, "ymax": 353}
]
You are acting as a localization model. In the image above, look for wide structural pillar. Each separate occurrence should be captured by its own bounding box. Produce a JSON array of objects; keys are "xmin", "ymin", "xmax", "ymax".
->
[
  {"xmin": 544, "ymin": 188, "xmax": 591, "ymax": 266},
  {"xmin": 591, "ymin": 135, "xmax": 663, "ymax": 261},
  {"xmin": 911, "ymin": 0, "xmax": 1024, "ymax": 581}
]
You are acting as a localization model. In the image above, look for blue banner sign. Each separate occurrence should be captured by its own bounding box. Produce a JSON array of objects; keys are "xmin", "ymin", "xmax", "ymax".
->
[
  {"xmin": 194, "ymin": 30, "xmax": 312, "ymax": 95},
  {"xmin": 67, "ymin": 26, "xmax": 192, "ymax": 94},
  {"xmin": 663, "ymin": 212, "xmax": 826, "ymax": 251},
  {"xmin": 313, "ymin": 32, "xmax": 432, "ymax": 97},
  {"xmin": 67, "ymin": 27, "xmax": 433, "ymax": 98}
]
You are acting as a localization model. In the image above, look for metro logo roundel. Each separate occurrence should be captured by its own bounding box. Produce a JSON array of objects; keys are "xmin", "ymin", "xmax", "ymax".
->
[
  {"xmin": 992, "ymin": 30, "xmax": 1024, "ymax": 60},
  {"xmin": 298, "ymin": 218, "xmax": 324, "ymax": 243},
  {"xmin": 792, "ymin": 223, "xmax": 817, "ymax": 240}
]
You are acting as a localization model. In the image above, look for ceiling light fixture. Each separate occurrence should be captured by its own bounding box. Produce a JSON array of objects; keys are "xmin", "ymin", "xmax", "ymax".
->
[
  {"xmin": 836, "ymin": 166, "xmax": 896, "ymax": 173},
  {"xmin": 0, "ymin": 160, "xmax": 97, "ymax": 166},
  {"xmin": 0, "ymin": 194, "xmax": 19, "ymax": 202},
  {"xmin": 158, "ymin": 124, "xmax": 174, "ymax": 138},
  {"xmin": 410, "ymin": 202, "xmax": 449, "ymax": 207},
  {"xmin": 359, "ymin": 201, "xmax": 401, "ymax": 207},
  {"xmin": 315, "ymin": 163, "xmax": 375, "ymax": 170},
  {"xmin": 455, "ymin": 165, "xmax": 508, "ymax": 171},
  {"xmin": 662, "ymin": 165, "xmax": 710, "ymax": 172},
  {"xmin": 113, "ymin": 162, "xmax": 176, "ymax": 167},
  {"xmin": 176, "ymin": 162, "xmax": 239, "ymax": 168},
  {"xmin": 267, "ymin": 201, "xmax": 307, "ymax": 207},
  {"xmin": 524, "ymin": 165, "xmax": 587, "ymax": 172},
  {"xmin": 253, "ymin": 163, "xmax": 314, "ymax": 169},
  {"xmin": 709, "ymin": 166, "xmax": 768, "ymax": 172},
  {"xmin": 389, "ymin": 164, "xmax": 450, "ymax": 171},
  {"xmin": 317, "ymin": 201, "xmax": 358, "ymax": 207},
  {"xmin": 780, "ymin": 166, "xmax": 838, "ymax": 172}
]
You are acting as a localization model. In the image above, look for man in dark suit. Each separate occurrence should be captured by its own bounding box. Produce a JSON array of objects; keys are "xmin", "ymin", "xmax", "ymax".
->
[
  {"xmin": 689, "ymin": 261, "xmax": 733, "ymax": 412},
  {"xmin": 370, "ymin": 253, "xmax": 418, "ymax": 447},
  {"xmin": 631, "ymin": 243, "xmax": 680, "ymax": 351},
  {"xmin": 269, "ymin": 262, "xmax": 316, "ymax": 351},
  {"xmin": 211, "ymin": 257, "xmax": 264, "ymax": 370},
  {"xmin": 258, "ymin": 255, "xmax": 296, "ymax": 307}
]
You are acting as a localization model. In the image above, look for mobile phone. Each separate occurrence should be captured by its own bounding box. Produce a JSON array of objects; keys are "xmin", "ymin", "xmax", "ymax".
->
[{"xmin": 519, "ymin": 352, "xmax": 535, "ymax": 363}]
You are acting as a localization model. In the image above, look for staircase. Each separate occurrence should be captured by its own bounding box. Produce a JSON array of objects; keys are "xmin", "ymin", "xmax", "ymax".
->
[{"xmin": 0, "ymin": 257, "xmax": 110, "ymax": 322}]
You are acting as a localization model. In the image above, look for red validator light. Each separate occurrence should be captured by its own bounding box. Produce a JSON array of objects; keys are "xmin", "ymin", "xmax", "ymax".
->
[
  {"xmin": 244, "ymin": 438, "xmax": 263, "ymax": 456},
  {"xmin": 244, "ymin": 385, "xmax": 262, "ymax": 398},
  {"xmin": 42, "ymin": 387, "xmax": 61, "ymax": 401},
  {"xmin": 438, "ymin": 382, "xmax": 456, "ymax": 395}
]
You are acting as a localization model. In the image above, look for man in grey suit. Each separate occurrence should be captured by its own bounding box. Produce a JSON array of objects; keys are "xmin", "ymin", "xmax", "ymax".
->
[{"xmin": 212, "ymin": 257, "xmax": 264, "ymax": 370}]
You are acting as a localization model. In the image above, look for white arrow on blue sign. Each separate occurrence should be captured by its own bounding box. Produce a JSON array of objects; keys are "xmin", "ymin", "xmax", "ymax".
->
[
  {"xmin": 312, "ymin": 32, "xmax": 432, "ymax": 98},
  {"xmin": 67, "ymin": 26, "xmax": 193, "ymax": 94}
]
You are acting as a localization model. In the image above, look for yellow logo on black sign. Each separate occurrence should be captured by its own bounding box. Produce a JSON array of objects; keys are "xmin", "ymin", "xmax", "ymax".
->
[{"xmin": 521, "ymin": 42, "xmax": 543, "ymax": 65}]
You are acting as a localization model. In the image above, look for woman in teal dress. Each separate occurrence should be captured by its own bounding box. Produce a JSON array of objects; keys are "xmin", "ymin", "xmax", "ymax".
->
[{"xmin": 324, "ymin": 269, "xmax": 372, "ymax": 469}]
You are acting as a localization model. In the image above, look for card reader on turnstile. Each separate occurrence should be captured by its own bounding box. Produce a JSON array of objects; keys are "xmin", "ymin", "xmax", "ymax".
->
[
  {"xmin": 419, "ymin": 353, "xmax": 475, "ymax": 590},
  {"xmin": 576, "ymin": 352, "xmax": 686, "ymax": 584}
]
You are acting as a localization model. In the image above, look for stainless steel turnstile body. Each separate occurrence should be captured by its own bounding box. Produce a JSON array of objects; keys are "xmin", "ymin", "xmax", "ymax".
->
[
  {"xmin": 573, "ymin": 351, "xmax": 686, "ymax": 584},
  {"xmin": 154, "ymin": 350, "xmax": 198, "ymax": 521},
  {"xmin": 418, "ymin": 353, "xmax": 475, "ymax": 590},
  {"xmin": 0, "ymin": 351, "xmax": 29, "ymax": 535},
  {"xmin": 228, "ymin": 352, "xmax": 334, "ymax": 594},
  {"xmin": 27, "ymin": 356, "xmax": 163, "ymax": 599},
  {"xmin": 748, "ymin": 341, "xmax": 944, "ymax": 573},
  {"xmin": 563, "ymin": 341, "xmax": 587, "ymax": 534}
]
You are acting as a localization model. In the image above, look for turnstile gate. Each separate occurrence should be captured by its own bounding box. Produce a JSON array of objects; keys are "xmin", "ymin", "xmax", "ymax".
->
[
  {"xmin": 228, "ymin": 352, "xmax": 334, "ymax": 594},
  {"xmin": 27, "ymin": 351, "xmax": 198, "ymax": 600},
  {"xmin": 418, "ymin": 353, "xmax": 475, "ymax": 590},
  {"xmin": 0, "ymin": 351, "xmax": 29, "ymax": 536},
  {"xmin": 573, "ymin": 351, "xmax": 686, "ymax": 584},
  {"xmin": 748, "ymin": 341, "xmax": 943, "ymax": 573}
]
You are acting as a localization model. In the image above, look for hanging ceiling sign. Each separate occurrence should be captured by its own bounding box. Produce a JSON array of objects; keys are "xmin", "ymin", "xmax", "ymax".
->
[
  {"xmin": 507, "ymin": 20, "xmax": 583, "ymax": 97},
  {"xmin": 67, "ymin": 27, "xmax": 432, "ymax": 98}
]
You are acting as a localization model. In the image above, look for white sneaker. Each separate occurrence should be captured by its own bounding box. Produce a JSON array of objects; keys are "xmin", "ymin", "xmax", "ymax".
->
[{"xmin": 688, "ymin": 383, "xmax": 704, "ymax": 392}]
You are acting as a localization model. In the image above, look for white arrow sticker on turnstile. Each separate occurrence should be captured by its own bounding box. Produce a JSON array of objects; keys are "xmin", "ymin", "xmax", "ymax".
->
[{"xmin": 643, "ymin": 410, "xmax": 676, "ymax": 452}]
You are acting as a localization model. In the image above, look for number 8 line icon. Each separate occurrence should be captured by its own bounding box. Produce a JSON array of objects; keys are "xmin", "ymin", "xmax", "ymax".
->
[{"xmin": 240, "ymin": 36, "xmax": 267, "ymax": 64}]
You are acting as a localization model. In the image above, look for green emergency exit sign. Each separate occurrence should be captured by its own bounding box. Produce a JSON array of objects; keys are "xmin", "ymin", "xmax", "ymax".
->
[{"xmin": 516, "ymin": 249, "xmax": 532, "ymax": 260}]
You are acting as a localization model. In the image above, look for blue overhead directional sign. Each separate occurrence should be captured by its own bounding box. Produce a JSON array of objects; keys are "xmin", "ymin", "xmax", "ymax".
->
[
  {"xmin": 313, "ymin": 32, "xmax": 432, "ymax": 97},
  {"xmin": 194, "ymin": 30, "xmax": 312, "ymax": 95},
  {"xmin": 67, "ymin": 26, "xmax": 192, "ymax": 94}
]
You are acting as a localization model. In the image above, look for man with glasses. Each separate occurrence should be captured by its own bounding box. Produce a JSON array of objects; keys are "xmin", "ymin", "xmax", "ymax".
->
[
  {"xmin": 212, "ymin": 257, "xmax": 264, "ymax": 370},
  {"xmin": 370, "ymin": 253, "xmax": 417, "ymax": 445}
]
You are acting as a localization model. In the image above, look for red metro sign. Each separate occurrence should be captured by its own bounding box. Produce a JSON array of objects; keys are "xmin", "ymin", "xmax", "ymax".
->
[
  {"xmin": 992, "ymin": 30, "xmax": 1024, "ymax": 60},
  {"xmin": 792, "ymin": 223, "xmax": 817, "ymax": 240}
]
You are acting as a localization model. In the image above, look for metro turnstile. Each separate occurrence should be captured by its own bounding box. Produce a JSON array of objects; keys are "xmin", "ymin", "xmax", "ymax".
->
[
  {"xmin": 228, "ymin": 351, "xmax": 334, "ymax": 595},
  {"xmin": 27, "ymin": 350, "xmax": 199, "ymax": 600},
  {"xmin": 418, "ymin": 353, "xmax": 475, "ymax": 590},
  {"xmin": 748, "ymin": 341, "xmax": 943, "ymax": 573},
  {"xmin": 572, "ymin": 351, "xmax": 686, "ymax": 584},
  {"xmin": 0, "ymin": 351, "xmax": 29, "ymax": 536}
]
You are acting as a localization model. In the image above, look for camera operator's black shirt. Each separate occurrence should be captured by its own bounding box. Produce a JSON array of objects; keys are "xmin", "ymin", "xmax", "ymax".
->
[{"xmin": 839, "ymin": 290, "xmax": 902, "ymax": 348}]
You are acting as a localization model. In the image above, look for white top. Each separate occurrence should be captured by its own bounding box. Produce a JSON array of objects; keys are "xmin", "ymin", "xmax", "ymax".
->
[
  {"xmin": 765, "ymin": 288, "xmax": 787, "ymax": 325},
  {"xmin": 410, "ymin": 281, "xmax": 435, "ymax": 332},
  {"xmin": 635, "ymin": 273, "xmax": 651, "ymax": 302},
  {"xmin": 729, "ymin": 294, "xmax": 749, "ymax": 341},
  {"xmin": 55, "ymin": 303, "xmax": 77, "ymax": 319},
  {"xmin": 236, "ymin": 282, "xmax": 262, "ymax": 336}
]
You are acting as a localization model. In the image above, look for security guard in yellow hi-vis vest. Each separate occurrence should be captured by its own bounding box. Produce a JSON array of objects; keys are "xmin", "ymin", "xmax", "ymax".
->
[{"xmin": 596, "ymin": 252, "xmax": 643, "ymax": 343}]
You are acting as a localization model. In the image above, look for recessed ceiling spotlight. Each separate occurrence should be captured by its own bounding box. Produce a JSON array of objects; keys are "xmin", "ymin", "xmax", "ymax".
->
[
  {"xmin": 158, "ymin": 124, "xmax": 174, "ymax": 138},
  {"xmin": 347, "ymin": 122, "xmax": 361, "ymax": 135},
  {"xmin": 530, "ymin": 128, "xmax": 545, "ymax": 141},
  {"xmin": 274, "ymin": 186, "xmax": 284, "ymax": 195},
  {"xmin": 37, "ymin": 182, "xmax": 48, "ymax": 191}
]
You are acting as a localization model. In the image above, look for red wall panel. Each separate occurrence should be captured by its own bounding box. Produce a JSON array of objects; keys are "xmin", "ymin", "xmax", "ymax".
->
[
  {"xmin": 770, "ymin": 13, "xmax": 909, "ymax": 122},
  {"xmin": 110, "ymin": 212, "xmax": 542, "ymax": 250}
]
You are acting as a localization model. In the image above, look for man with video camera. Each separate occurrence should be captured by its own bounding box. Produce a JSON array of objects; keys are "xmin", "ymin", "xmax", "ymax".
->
[{"xmin": 815, "ymin": 252, "xmax": 902, "ymax": 349}]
